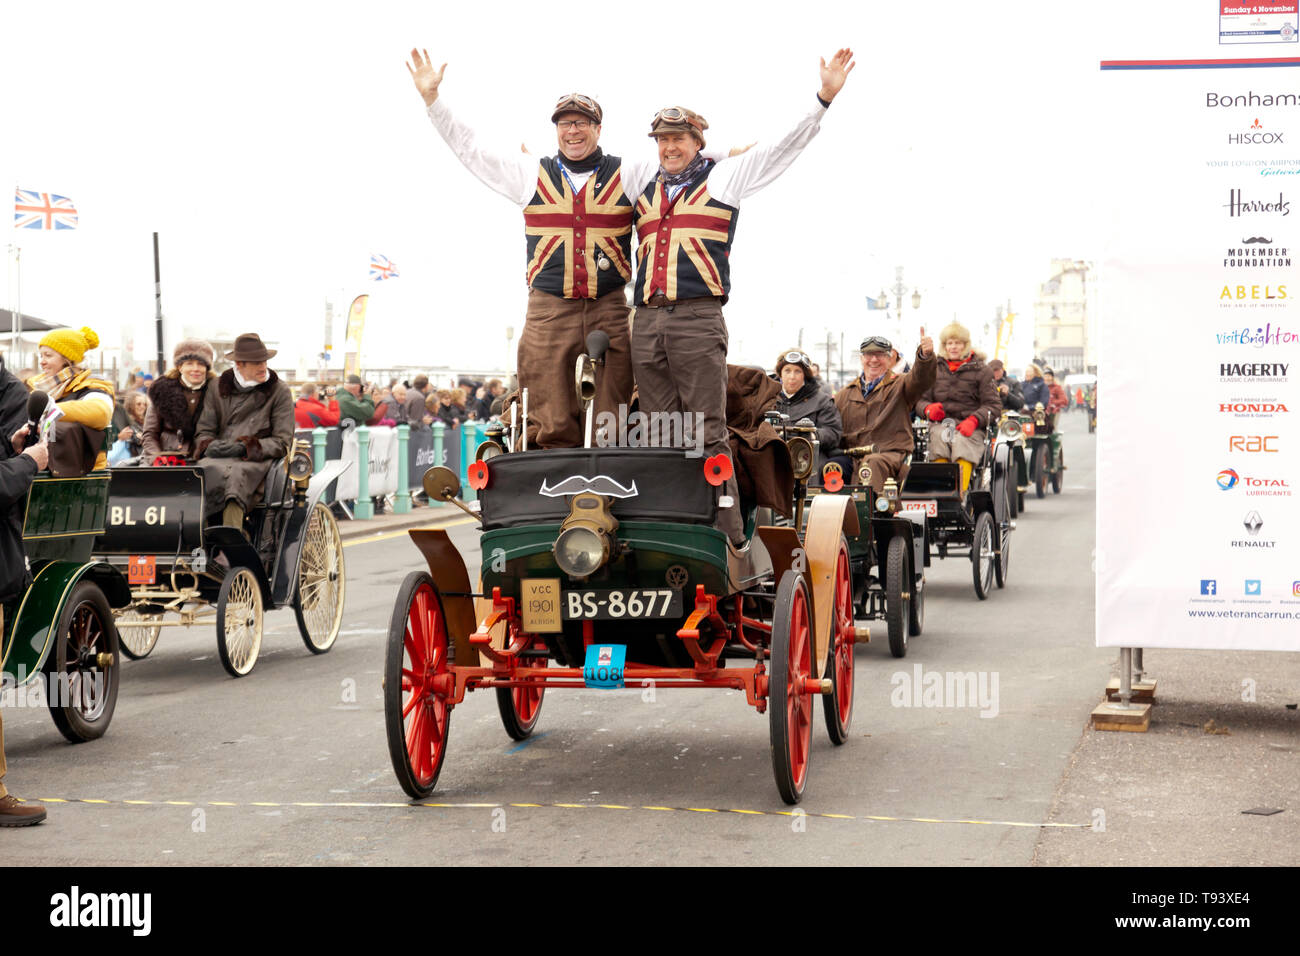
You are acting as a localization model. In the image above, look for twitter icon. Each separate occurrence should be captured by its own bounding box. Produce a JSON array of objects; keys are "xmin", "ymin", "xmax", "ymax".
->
[{"xmin": 1245, "ymin": 579, "xmax": 1262, "ymax": 596}]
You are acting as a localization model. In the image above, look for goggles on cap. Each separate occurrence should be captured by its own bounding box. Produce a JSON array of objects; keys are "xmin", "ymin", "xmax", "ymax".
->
[
  {"xmin": 782, "ymin": 350, "xmax": 811, "ymax": 366},
  {"xmin": 651, "ymin": 106, "xmax": 706, "ymax": 131},
  {"xmin": 860, "ymin": 336, "xmax": 893, "ymax": 353},
  {"xmin": 553, "ymin": 93, "xmax": 602, "ymax": 123}
]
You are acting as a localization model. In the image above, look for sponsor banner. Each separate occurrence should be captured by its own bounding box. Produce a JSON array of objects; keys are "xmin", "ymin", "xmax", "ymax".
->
[
  {"xmin": 336, "ymin": 425, "xmax": 399, "ymax": 501},
  {"xmin": 344, "ymin": 294, "xmax": 368, "ymax": 378},
  {"xmin": 1219, "ymin": 0, "xmax": 1299, "ymax": 45},
  {"xmin": 1100, "ymin": 43, "xmax": 1300, "ymax": 650},
  {"xmin": 408, "ymin": 426, "xmax": 436, "ymax": 486}
]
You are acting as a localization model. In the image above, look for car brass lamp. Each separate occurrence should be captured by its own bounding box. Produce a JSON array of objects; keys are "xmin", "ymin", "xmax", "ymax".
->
[
  {"xmin": 553, "ymin": 492, "xmax": 619, "ymax": 579},
  {"xmin": 787, "ymin": 436, "xmax": 814, "ymax": 480},
  {"xmin": 288, "ymin": 440, "xmax": 315, "ymax": 498}
]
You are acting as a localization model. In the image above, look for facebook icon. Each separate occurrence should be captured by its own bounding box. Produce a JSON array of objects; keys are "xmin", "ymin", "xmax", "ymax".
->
[{"xmin": 1200, "ymin": 580, "xmax": 1217, "ymax": 595}]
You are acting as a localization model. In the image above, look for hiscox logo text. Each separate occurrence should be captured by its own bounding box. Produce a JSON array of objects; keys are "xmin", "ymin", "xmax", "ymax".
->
[{"xmin": 1205, "ymin": 92, "xmax": 1292, "ymax": 143}]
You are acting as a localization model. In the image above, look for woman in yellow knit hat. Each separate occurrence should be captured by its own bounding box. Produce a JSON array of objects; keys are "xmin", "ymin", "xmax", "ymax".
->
[{"xmin": 25, "ymin": 325, "xmax": 115, "ymax": 475}]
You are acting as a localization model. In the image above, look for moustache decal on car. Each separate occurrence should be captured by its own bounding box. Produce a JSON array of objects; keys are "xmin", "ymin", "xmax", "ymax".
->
[{"xmin": 538, "ymin": 475, "xmax": 640, "ymax": 498}]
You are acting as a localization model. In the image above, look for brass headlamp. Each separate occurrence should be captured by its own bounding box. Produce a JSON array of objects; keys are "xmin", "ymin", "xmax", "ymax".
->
[{"xmin": 553, "ymin": 492, "xmax": 619, "ymax": 579}]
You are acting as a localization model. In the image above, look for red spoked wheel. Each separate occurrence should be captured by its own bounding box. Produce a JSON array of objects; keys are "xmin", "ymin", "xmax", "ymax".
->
[
  {"xmin": 384, "ymin": 571, "xmax": 454, "ymax": 799},
  {"xmin": 822, "ymin": 537, "xmax": 854, "ymax": 746},
  {"xmin": 770, "ymin": 570, "xmax": 814, "ymax": 805},
  {"xmin": 497, "ymin": 628, "xmax": 547, "ymax": 740}
]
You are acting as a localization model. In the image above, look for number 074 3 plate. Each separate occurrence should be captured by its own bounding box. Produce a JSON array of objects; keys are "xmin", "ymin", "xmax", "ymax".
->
[{"xmin": 562, "ymin": 588, "xmax": 683, "ymax": 621}]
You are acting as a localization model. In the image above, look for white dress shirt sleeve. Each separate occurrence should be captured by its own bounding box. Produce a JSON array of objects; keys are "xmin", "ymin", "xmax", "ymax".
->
[
  {"xmin": 426, "ymin": 98, "xmax": 538, "ymax": 207},
  {"xmin": 704, "ymin": 102, "xmax": 829, "ymax": 207}
]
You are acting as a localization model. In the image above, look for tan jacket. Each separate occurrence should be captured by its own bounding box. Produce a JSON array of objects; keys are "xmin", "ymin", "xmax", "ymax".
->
[{"xmin": 835, "ymin": 349, "xmax": 937, "ymax": 455}]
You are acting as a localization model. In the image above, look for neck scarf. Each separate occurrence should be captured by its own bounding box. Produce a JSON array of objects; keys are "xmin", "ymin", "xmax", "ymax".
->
[
  {"xmin": 558, "ymin": 147, "xmax": 604, "ymax": 174},
  {"xmin": 658, "ymin": 153, "xmax": 709, "ymax": 191},
  {"xmin": 29, "ymin": 365, "xmax": 80, "ymax": 401},
  {"xmin": 861, "ymin": 372, "xmax": 885, "ymax": 397},
  {"xmin": 946, "ymin": 353, "xmax": 973, "ymax": 374}
]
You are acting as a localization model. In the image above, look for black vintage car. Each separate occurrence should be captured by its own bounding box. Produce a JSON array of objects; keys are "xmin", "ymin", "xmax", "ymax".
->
[
  {"xmin": 93, "ymin": 445, "xmax": 349, "ymax": 677},
  {"xmin": 898, "ymin": 418, "xmax": 1015, "ymax": 600}
]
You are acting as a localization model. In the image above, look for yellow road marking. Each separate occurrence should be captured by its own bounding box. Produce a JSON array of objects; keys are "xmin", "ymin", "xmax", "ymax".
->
[
  {"xmin": 22, "ymin": 797, "xmax": 1091, "ymax": 827},
  {"xmin": 342, "ymin": 516, "xmax": 476, "ymax": 549}
]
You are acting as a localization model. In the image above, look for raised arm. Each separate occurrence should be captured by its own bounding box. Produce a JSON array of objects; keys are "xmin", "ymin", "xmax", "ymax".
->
[
  {"xmin": 706, "ymin": 48, "xmax": 855, "ymax": 206},
  {"xmin": 408, "ymin": 48, "xmax": 536, "ymax": 207}
]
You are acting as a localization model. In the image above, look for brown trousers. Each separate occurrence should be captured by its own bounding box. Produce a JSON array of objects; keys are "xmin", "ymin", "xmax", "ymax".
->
[
  {"xmin": 853, "ymin": 450, "xmax": 908, "ymax": 494},
  {"xmin": 518, "ymin": 288, "xmax": 634, "ymax": 449},
  {"xmin": 631, "ymin": 298, "xmax": 744, "ymax": 545}
]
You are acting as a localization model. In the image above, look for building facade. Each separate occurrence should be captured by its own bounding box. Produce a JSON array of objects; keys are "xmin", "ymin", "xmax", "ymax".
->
[{"xmin": 1033, "ymin": 259, "xmax": 1095, "ymax": 374}]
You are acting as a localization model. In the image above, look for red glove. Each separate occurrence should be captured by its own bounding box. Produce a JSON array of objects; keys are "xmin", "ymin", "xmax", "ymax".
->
[
  {"xmin": 957, "ymin": 415, "xmax": 980, "ymax": 438},
  {"xmin": 925, "ymin": 403, "xmax": 945, "ymax": 422}
]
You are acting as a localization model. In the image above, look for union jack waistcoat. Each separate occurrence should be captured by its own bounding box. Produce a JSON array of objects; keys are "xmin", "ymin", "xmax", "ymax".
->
[
  {"xmin": 632, "ymin": 164, "xmax": 738, "ymax": 307},
  {"xmin": 523, "ymin": 155, "xmax": 633, "ymax": 299}
]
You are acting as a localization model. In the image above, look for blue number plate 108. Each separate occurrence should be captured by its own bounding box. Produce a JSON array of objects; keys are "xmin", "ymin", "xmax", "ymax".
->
[{"xmin": 583, "ymin": 644, "xmax": 627, "ymax": 689}]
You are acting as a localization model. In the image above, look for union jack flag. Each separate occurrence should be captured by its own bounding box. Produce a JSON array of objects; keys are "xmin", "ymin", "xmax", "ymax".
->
[
  {"xmin": 369, "ymin": 253, "xmax": 399, "ymax": 281},
  {"xmin": 14, "ymin": 188, "xmax": 79, "ymax": 230}
]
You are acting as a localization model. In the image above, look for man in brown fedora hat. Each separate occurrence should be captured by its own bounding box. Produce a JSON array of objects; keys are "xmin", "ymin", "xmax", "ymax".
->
[{"xmin": 194, "ymin": 333, "xmax": 294, "ymax": 528}]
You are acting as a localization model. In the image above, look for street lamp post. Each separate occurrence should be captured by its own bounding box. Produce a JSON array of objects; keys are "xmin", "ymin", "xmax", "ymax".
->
[{"xmin": 876, "ymin": 265, "xmax": 922, "ymax": 341}]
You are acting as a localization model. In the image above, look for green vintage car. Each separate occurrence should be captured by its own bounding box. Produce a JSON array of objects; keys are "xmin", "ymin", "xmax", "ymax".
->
[{"xmin": 2, "ymin": 471, "xmax": 129, "ymax": 742}]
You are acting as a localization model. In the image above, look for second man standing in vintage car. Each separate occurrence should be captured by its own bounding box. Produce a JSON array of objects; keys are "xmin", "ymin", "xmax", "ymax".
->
[{"xmin": 631, "ymin": 48, "xmax": 855, "ymax": 545}]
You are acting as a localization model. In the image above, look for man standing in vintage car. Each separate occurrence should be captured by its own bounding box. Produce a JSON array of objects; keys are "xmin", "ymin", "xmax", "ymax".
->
[
  {"xmin": 194, "ymin": 333, "xmax": 295, "ymax": 530},
  {"xmin": 406, "ymin": 49, "xmax": 746, "ymax": 449},
  {"xmin": 630, "ymin": 48, "xmax": 855, "ymax": 544},
  {"xmin": 0, "ymin": 352, "xmax": 50, "ymax": 825},
  {"xmin": 831, "ymin": 331, "xmax": 935, "ymax": 494}
]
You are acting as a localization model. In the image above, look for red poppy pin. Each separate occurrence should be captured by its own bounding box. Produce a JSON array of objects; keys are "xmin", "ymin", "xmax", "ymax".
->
[
  {"xmin": 468, "ymin": 460, "xmax": 489, "ymax": 490},
  {"xmin": 703, "ymin": 454, "xmax": 733, "ymax": 486},
  {"xmin": 823, "ymin": 464, "xmax": 844, "ymax": 493}
]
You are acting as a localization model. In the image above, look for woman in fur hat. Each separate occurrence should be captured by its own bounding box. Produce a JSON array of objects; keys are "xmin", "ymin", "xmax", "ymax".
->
[
  {"xmin": 914, "ymin": 321, "xmax": 1001, "ymax": 494},
  {"xmin": 141, "ymin": 339, "xmax": 217, "ymax": 464},
  {"xmin": 25, "ymin": 325, "xmax": 115, "ymax": 475}
]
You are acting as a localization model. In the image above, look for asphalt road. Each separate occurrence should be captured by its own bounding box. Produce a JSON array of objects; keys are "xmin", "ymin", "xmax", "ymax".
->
[{"xmin": 3, "ymin": 413, "xmax": 1113, "ymax": 865}]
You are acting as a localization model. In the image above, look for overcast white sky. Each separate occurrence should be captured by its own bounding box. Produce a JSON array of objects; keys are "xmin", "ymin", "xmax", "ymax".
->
[{"xmin": 0, "ymin": 1, "xmax": 1201, "ymax": 377}]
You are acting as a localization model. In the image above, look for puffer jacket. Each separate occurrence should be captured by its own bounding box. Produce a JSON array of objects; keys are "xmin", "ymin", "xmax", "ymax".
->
[
  {"xmin": 915, "ymin": 350, "xmax": 1001, "ymax": 429},
  {"xmin": 772, "ymin": 379, "xmax": 842, "ymax": 452},
  {"xmin": 1022, "ymin": 375, "xmax": 1050, "ymax": 410}
]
